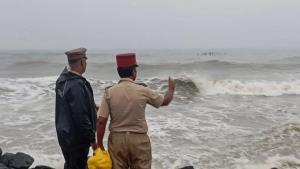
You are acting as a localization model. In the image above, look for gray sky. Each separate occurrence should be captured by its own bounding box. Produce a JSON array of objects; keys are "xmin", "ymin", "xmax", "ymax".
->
[{"xmin": 0, "ymin": 0, "xmax": 299, "ymax": 49}]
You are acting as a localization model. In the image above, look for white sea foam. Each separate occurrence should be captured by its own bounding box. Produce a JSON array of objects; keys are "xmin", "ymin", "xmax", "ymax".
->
[
  {"xmin": 234, "ymin": 155, "xmax": 300, "ymax": 169},
  {"xmin": 0, "ymin": 76, "xmax": 113, "ymax": 105},
  {"xmin": 0, "ymin": 49, "xmax": 299, "ymax": 169},
  {"xmin": 2, "ymin": 76, "xmax": 300, "ymax": 101},
  {"xmin": 207, "ymin": 80, "xmax": 300, "ymax": 96},
  {"xmin": 140, "ymin": 75, "xmax": 300, "ymax": 96},
  {"xmin": 0, "ymin": 76, "xmax": 57, "ymax": 104},
  {"xmin": 1, "ymin": 76, "xmax": 300, "ymax": 169},
  {"xmin": 185, "ymin": 75, "xmax": 300, "ymax": 96}
]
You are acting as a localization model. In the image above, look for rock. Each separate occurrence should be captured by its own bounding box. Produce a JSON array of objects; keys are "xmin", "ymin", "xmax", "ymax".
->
[
  {"xmin": 7, "ymin": 152, "xmax": 34, "ymax": 169},
  {"xmin": 31, "ymin": 165, "xmax": 55, "ymax": 169},
  {"xmin": 0, "ymin": 153, "xmax": 15, "ymax": 166},
  {"xmin": 0, "ymin": 148, "xmax": 2, "ymax": 158},
  {"xmin": 0, "ymin": 163, "xmax": 9, "ymax": 169},
  {"xmin": 180, "ymin": 166, "xmax": 194, "ymax": 169}
]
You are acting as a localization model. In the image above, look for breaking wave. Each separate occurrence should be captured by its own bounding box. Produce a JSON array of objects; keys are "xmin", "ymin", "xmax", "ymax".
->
[
  {"xmin": 147, "ymin": 76, "xmax": 300, "ymax": 96},
  {"xmin": 1, "ymin": 76, "xmax": 300, "ymax": 104},
  {"xmin": 194, "ymin": 78, "xmax": 300, "ymax": 96}
]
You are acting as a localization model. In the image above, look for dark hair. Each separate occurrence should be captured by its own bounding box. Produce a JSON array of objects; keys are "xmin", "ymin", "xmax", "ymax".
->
[
  {"xmin": 68, "ymin": 58, "xmax": 81, "ymax": 65},
  {"xmin": 117, "ymin": 66, "xmax": 136, "ymax": 78},
  {"xmin": 68, "ymin": 56, "xmax": 87, "ymax": 65}
]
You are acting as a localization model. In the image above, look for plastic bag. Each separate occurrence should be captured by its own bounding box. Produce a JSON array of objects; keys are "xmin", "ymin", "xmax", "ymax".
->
[{"xmin": 88, "ymin": 148, "xmax": 112, "ymax": 169}]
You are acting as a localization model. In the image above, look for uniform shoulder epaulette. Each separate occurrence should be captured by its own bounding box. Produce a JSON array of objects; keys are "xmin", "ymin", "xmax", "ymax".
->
[
  {"xmin": 104, "ymin": 85, "xmax": 115, "ymax": 100},
  {"xmin": 135, "ymin": 82, "xmax": 148, "ymax": 87}
]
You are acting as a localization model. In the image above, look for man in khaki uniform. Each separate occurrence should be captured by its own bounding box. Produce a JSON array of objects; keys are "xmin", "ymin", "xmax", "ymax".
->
[{"xmin": 96, "ymin": 53, "xmax": 175, "ymax": 169}]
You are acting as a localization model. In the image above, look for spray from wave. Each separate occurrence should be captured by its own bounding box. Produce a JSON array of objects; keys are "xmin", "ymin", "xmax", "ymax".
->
[
  {"xmin": 145, "ymin": 76, "xmax": 300, "ymax": 96},
  {"xmin": 1, "ymin": 76, "xmax": 300, "ymax": 103},
  {"xmin": 192, "ymin": 78, "xmax": 300, "ymax": 96}
]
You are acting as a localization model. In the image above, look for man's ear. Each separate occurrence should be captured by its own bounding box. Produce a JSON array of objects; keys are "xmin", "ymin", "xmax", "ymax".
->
[
  {"xmin": 133, "ymin": 69, "xmax": 137, "ymax": 79},
  {"xmin": 80, "ymin": 59, "xmax": 84, "ymax": 67}
]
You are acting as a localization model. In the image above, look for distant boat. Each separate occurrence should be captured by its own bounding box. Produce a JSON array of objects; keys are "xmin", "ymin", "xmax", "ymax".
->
[{"xmin": 199, "ymin": 52, "xmax": 225, "ymax": 56}]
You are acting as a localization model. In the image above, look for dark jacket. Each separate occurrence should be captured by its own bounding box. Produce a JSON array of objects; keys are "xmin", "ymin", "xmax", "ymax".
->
[{"xmin": 55, "ymin": 67, "xmax": 97, "ymax": 150}]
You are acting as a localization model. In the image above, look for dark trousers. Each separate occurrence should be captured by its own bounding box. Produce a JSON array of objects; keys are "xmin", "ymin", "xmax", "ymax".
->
[{"xmin": 61, "ymin": 146, "xmax": 90, "ymax": 169}]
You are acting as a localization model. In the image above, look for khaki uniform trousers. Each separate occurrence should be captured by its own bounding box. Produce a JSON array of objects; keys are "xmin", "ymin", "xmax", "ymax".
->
[{"xmin": 108, "ymin": 132, "xmax": 152, "ymax": 169}]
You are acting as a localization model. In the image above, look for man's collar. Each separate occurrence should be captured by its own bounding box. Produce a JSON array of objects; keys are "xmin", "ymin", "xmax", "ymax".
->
[
  {"xmin": 119, "ymin": 78, "xmax": 134, "ymax": 83},
  {"xmin": 67, "ymin": 66, "xmax": 82, "ymax": 76},
  {"xmin": 69, "ymin": 70, "xmax": 82, "ymax": 76}
]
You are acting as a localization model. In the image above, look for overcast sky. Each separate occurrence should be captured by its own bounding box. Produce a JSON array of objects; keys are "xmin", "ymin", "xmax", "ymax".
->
[{"xmin": 0, "ymin": 0, "xmax": 299, "ymax": 49}]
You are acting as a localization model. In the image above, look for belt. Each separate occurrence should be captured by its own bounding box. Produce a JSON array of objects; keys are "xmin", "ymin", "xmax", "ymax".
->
[{"xmin": 111, "ymin": 131, "xmax": 146, "ymax": 135}]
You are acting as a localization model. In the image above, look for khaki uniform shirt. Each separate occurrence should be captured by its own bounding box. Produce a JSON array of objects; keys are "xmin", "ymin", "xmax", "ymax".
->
[{"xmin": 98, "ymin": 78, "xmax": 164, "ymax": 133}]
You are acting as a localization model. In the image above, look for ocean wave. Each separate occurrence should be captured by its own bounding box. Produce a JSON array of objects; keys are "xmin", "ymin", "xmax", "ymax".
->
[
  {"xmin": 4, "ymin": 59, "xmax": 300, "ymax": 78},
  {"xmin": 145, "ymin": 76, "xmax": 300, "ymax": 96},
  {"xmin": 271, "ymin": 56, "xmax": 300, "ymax": 64},
  {"xmin": 139, "ymin": 59, "xmax": 300, "ymax": 70},
  {"xmin": 0, "ymin": 76, "xmax": 57, "ymax": 104},
  {"xmin": 233, "ymin": 121, "xmax": 300, "ymax": 169},
  {"xmin": 18, "ymin": 59, "xmax": 298, "ymax": 70},
  {"xmin": 1, "ymin": 76, "xmax": 300, "ymax": 103},
  {"xmin": 13, "ymin": 60, "xmax": 53, "ymax": 66},
  {"xmin": 195, "ymin": 78, "xmax": 300, "ymax": 96},
  {"xmin": 0, "ymin": 76, "xmax": 114, "ymax": 104}
]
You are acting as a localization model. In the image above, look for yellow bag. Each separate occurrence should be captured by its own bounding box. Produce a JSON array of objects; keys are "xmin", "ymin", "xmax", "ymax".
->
[{"xmin": 88, "ymin": 148, "xmax": 112, "ymax": 169}]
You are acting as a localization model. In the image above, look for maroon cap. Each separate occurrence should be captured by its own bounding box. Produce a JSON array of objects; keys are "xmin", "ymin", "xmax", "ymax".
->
[{"xmin": 116, "ymin": 53, "xmax": 138, "ymax": 68}]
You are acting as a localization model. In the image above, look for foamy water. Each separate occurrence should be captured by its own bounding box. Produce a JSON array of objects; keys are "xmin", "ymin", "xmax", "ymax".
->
[{"xmin": 0, "ymin": 49, "xmax": 300, "ymax": 169}]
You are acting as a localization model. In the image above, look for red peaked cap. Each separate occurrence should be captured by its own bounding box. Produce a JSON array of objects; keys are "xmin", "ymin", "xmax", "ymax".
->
[{"xmin": 116, "ymin": 53, "xmax": 138, "ymax": 68}]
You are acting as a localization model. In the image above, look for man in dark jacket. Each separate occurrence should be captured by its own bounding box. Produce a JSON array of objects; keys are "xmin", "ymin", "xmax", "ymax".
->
[{"xmin": 55, "ymin": 48, "xmax": 97, "ymax": 169}]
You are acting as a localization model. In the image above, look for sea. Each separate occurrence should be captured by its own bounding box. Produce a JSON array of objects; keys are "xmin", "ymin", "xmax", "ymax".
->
[{"xmin": 0, "ymin": 48, "xmax": 300, "ymax": 169}]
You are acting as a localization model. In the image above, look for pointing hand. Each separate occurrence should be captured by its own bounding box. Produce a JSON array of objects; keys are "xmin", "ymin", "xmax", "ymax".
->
[{"xmin": 168, "ymin": 77, "xmax": 175, "ymax": 91}]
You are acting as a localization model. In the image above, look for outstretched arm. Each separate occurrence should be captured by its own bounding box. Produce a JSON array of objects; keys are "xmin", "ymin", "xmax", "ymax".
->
[{"xmin": 162, "ymin": 77, "xmax": 176, "ymax": 106}]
